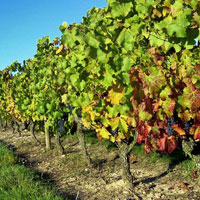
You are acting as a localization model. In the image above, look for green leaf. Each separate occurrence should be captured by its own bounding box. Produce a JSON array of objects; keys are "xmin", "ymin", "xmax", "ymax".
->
[
  {"xmin": 53, "ymin": 111, "xmax": 62, "ymax": 120},
  {"xmin": 79, "ymin": 80, "xmax": 86, "ymax": 91},
  {"xmin": 138, "ymin": 103, "xmax": 152, "ymax": 121},
  {"xmin": 111, "ymin": 2, "xmax": 133, "ymax": 18},
  {"xmin": 162, "ymin": 98, "xmax": 176, "ymax": 116},
  {"xmin": 174, "ymin": 44, "xmax": 181, "ymax": 52},
  {"xmin": 122, "ymin": 72, "xmax": 130, "ymax": 85},
  {"xmin": 160, "ymin": 86, "xmax": 172, "ymax": 99},
  {"xmin": 110, "ymin": 118, "xmax": 120, "ymax": 130},
  {"xmin": 119, "ymin": 118, "xmax": 128, "ymax": 133},
  {"xmin": 101, "ymin": 116, "xmax": 109, "ymax": 127},
  {"xmin": 165, "ymin": 42, "xmax": 173, "ymax": 52},
  {"xmin": 107, "ymin": 105, "xmax": 119, "ymax": 118},
  {"xmin": 104, "ymin": 70, "xmax": 113, "ymax": 88},
  {"xmin": 97, "ymin": 48, "xmax": 107, "ymax": 63},
  {"xmin": 62, "ymin": 32, "xmax": 75, "ymax": 48},
  {"xmin": 195, "ymin": 81, "xmax": 200, "ymax": 89},
  {"xmin": 149, "ymin": 34, "xmax": 164, "ymax": 47},
  {"xmin": 107, "ymin": 0, "xmax": 115, "ymax": 5},
  {"xmin": 38, "ymin": 105, "xmax": 45, "ymax": 114},
  {"xmin": 122, "ymin": 56, "xmax": 132, "ymax": 72},
  {"xmin": 85, "ymin": 32, "xmax": 100, "ymax": 49},
  {"xmin": 57, "ymin": 73, "xmax": 65, "ymax": 85},
  {"xmin": 135, "ymin": 4, "xmax": 148, "ymax": 18},
  {"xmin": 117, "ymin": 29, "xmax": 134, "ymax": 51},
  {"xmin": 70, "ymin": 74, "xmax": 79, "ymax": 86},
  {"xmin": 167, "ymin": 23, "xmax": 186, "ymax": 38}
]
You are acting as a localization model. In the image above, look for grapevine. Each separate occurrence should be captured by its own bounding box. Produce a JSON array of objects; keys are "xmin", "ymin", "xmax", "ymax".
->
[{"xmin": 1, "ymin": 0, "xmax": 200, "ymax": 191}]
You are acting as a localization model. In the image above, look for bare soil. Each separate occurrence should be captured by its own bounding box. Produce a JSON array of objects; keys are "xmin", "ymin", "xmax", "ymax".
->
[{"xmin": 0, "ymin": 129, "xmax": 200, "ymax": 200}]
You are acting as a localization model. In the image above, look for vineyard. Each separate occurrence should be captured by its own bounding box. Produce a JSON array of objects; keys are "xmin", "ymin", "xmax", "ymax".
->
[{"xmin": 1, "ymin": 0, "xmax": 200, "ymax": 199}]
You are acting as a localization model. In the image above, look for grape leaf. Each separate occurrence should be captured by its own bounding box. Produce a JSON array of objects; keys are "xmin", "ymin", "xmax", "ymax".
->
[{"xmin": 100, "ymin": 127, "xmax": 111, "ymax": 139}]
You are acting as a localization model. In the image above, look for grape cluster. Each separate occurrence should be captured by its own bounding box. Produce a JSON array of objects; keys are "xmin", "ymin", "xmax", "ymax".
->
[
  {"xmin": 184, "ymin": 119, "xmax": 194, "ymax": 131},
  {"xmin": 166, "ymin": 117, "xmax": 177, "ymax": 136},
  {"xmin": 63, "ymin": 113, "xmax": 68, "ymax": 122},
  {"xmin": 111, "ymin": 128, "xmax": 118, "ymax": 135},
  {"xmin": 58, "ymin": 120, "xmax": 65, "ymax": 133},
  {"xmin": 77, "ymin": 109, "xmax": 82, "ymax": 118},
  {"xmin": 67, "ymin": 103, "xmax": 74, "ymax": 111}
]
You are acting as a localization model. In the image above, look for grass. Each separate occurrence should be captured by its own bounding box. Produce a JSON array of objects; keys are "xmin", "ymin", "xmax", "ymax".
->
[
  {"xmin": 132, "ymin": 143, "xmax": 187, "ymax": 164},
  {"xmin": 178, "ymin": 159, "xmax": 197, "ymax": 178},
  {"xmin": 131, "ymin": 143, "xmax": 200, "ymax": 180},
  {"xmin": 0, "ymin": 143, "xmax": 17, "ymax": 167},
  {"xmin": 0, "ymin": 143, "xmax": 65, "ymax": 200}
]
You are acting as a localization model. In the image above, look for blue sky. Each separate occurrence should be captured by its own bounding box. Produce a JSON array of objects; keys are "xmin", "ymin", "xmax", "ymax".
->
[{"xmin": 0, "ymin": 0, "xmax": 107, "ymax": 70}]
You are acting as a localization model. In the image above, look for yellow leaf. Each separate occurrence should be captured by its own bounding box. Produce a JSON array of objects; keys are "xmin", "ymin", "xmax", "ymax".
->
[
  {"xmin": 116, "ymin": 132, "xmax": 126, "ymax": 142},
  {"xmin": 107, "ymin": 85, "xmax": 124, "ymax": 105},
  {"xmin": 61, "ymin": 94, "xmax": 68, "ymax": 104},
  {"xmin": 82, "ymin": 118, "xmax": 91, "ymax": 128},
  {"xmin": 110, "ymin": 117, "xmax": 120, "ymax": 130},
  {"xmin": 163, "ymin": 7, "xmax": 170, "ymax": 17},
  {"xmin": 119, "ymin": 118, "xmax": 128, "ymax": 133},
  {"xmin": 82, "ymin": 105, "xmax": 97, "ymax": 121},
  {"xmin": 82, "ymin": 105, "xmax": 92, "ymax": 113},
  {"xmin": 107, "ymin": 90, "xmax": 123, "ymax": 105},
  {"xmin": 126, "ymin": 116, "xmax": 136, "ymax": 127},
  {"xmin": 56, "ymin": 44, "xmax": 64, "ymax": 54},
  {"xmin": 32, "ymin": 115, "xmax": 37, "ymax": 122},
  {"xmin": 100, "ymin": 127, "xmax": 111, "ymax": 139},
  {"xmin": 153, "ymin": 8, "xmax": 162, "ymax": 18},
  {"xmin": 44, "ymin": 85, "xmax": 48, "ymax": 91},
  {"xmin": 110, "ymin": 136, "xmax": 115, "ymax": 143}
]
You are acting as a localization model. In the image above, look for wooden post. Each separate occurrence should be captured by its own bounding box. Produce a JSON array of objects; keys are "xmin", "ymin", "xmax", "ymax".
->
[{"xmin": 44, "ymin": 121, "xmax": 51, "ymax": 150}]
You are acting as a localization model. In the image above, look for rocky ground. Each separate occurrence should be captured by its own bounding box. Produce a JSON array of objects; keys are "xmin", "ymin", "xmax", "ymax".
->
[{"xmin": 0, "ymin": 128, "xmax": 199, "ymax": 200}]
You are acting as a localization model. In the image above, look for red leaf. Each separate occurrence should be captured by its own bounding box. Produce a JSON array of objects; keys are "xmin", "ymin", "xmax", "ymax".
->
[
  {"xmin": 167, "ymin": 136, "xmax": 178, "ymax": 153},
  {"xmin": 144, "ymin": 97, "xmax": 153, "ymax": 114},
  {"xmin": 145, "ymin": 140, "xmax": 152, "ymax": 154},
  {"xmin": 152, "ymin": 100, "xmax": 161, "ymax": 112},
  {"xmin": 158, "ymin": 135, "xmax": 178, "ymax": 153},
  {"xmin": 159, "ymin": 135, "xmax": 167, "ymax": 152},
  {"xmin": 136, "ymin": 122, "xmax": 151, "ymax": 144},
  {"xmin": 137, "ymin": 134, "xmax": 145, "ymax": 144},
  {"xmin": 197, "ymin": 112, "xmax": 200, "ymax": 122},
  {"xmin": 182, "ymin": 80, "xmax": 200, "ymax": 111},
  {"xmin": 153, "ymin": 53, "xmax": 164, "ymax": 66},
  {"xmin": 192, "ymin": 170, "xmax": 199, "ymax": 179}
]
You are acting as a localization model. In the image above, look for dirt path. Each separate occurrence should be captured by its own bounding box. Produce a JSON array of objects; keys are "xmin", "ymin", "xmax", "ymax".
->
[{"xmin": 0, "ymin": 129, "xmax": 199, "ymax": 200}]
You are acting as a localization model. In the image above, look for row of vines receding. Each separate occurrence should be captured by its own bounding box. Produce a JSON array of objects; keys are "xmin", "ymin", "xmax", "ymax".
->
[{"xmin": 1, "ymin": 0, "xmax": 200, "ymax": 194}]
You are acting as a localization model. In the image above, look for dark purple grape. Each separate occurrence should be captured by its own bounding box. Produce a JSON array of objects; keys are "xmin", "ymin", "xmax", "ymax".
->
[
  {"xmin": 166, "ymin": 116, "xmax": 178, "ymax": 136},
  {"xmin": 63, "ymin": 113, "xmax": 68, "ymax": 122},
  {"xmin": 67, "ymin": 103, "xmax": 74, "ymax": 111},
  {"xmin": 167, "ymin": 125, "xmax": 174, "ymax": 136},
  {"xmin": 77, "ymin": 109, "xmax": 82, "ymax": 118},
  {"xmin": 58, "ymin": 120, "xmax": 65, "ymax": 132},
  {"xmin": 111, "ymin": 128, "xmax": 118, "ymax": 135},
  {"xmin": 184, "ymin": 119, "xmax": 194, "ymax": 131}
]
